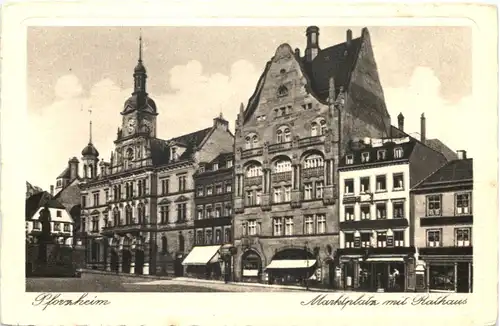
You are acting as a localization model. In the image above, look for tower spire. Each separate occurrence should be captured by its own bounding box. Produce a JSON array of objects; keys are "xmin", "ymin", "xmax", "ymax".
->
[
  {"xmin": 138, "ymin": 31, "xmax": 143, "ymax": 63},
  {"xmin": 88, "ymin": 107, "xmax": 93, "ymax": 144}
]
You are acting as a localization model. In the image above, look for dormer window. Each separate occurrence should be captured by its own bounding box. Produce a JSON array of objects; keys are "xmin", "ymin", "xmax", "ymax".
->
[
  {"xmin": 346, "ymin": 155, "xmax": 354, "ymax": 165},
  {"xmin": 377, "ymin": 150, "xmax": 387, "ymax": 160},
  {"xmin": 394, "ymin": 147, "xmax": 404, "ymax": 159},
  {"xmin": 171, "ymin": 147, "xmax": 178, "ymax": 160},
  {"xmin": 213, "ymin": 163, "xmax": 219, "ymax": 171},
  {"xmin": 199, "ymin": 166, "xmax": 205, "ymax": 173},
  {"xmin": 226, "ymin": 159, "xmax": 233, "ymax": 168},
  {"xmin": 361, "ymin": 152, "xmax": 370, "ymax": 163}
]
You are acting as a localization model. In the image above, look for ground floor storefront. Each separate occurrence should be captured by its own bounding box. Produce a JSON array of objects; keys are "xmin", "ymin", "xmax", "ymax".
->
[
  {"xmin": 182, "ymin": 244, "xmax": 236, "ymax": 282},
  {"xmin": 420, "ymin": 247, "xmax": 473, "ymax": 293},
  {"xmin": 335, "ymin": 247, "xmax": 417, "ymax": 292}
]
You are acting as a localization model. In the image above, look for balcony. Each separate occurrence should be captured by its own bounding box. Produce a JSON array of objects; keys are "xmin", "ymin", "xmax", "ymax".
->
[
  {"xmin": 241, "ymin": 147, "xmax": 263, "ymax": 159},
  {"xmin": 271, "ymin": 171, "xmax": 292, "ymax": 183},
  {"xmin": 268, "ymin": 142, "xmax": 292, "ymax": 154},
  {"xmin": 245, "ymin": 176, "xmax": 262, "ymax": 187},
  {"xmin": 102, "ymin": 219, "xmax": 151, "ymax": 234},
  {"xmin": 302, "ymin": 167, "xmax": 323, "ymax": 179},
  {"xmin": 298, "ymin": 135, "xmax": 324, "ymax": 148}
]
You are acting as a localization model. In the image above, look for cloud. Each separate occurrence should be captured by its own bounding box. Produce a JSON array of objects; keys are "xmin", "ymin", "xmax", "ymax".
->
[
  {"xmin": 28, "ymin": 60, "xmax": 261, "ymax": 190},
  {"xmin": 384, "ymin": 66, "xmax": 475, "ymax": 157}
]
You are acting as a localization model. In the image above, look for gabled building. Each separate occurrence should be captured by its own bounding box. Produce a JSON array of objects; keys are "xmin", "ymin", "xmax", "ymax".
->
[
  {"xmin": 181, "ymin": 152, "xmax": 234, "ymax": 280},
  {"xmin": 232, "ymin": 26, "xmax": 393, "ymax": 286},
  {"xmin": 336, "ymin": 135, "xmax": 447, "ymax": 292},
  {"xmin": 78, "ymin": 38, "xmax": 234, "ymax": 276},
  {"xmin": 411, "ymin": 151, "xmax": 473, "ymax": 293}
]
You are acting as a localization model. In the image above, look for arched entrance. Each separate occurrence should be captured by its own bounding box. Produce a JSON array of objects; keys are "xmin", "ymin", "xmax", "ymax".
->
[
  {"xmin": 267, "ymin": 248, "xmax": 316, "ymax": 285},
  {"xmin": 241, "ymin": 250, "xmax": 262, "ymax": 283},
  {"xmin": 110, "ymin": 249, "xmax": 119, "ymax": 272},
  {"xmin": 135, "ymin": 249, "xmax": 145, "ymax": 275},
  {"xmin": 121, "ymin": 250, "xmax": 132, "ymax": 273}
]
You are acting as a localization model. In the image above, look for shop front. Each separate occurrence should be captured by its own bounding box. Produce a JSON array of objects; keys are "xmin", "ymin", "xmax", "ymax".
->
[
  {"xmin": 240, "ymin": 249, "xmax": 262, "ymax": 283},
  {"xmin": 182, "ymin": 245, "xmax": 222, "ymax": 280},
  {"xmin": 420, "ymin": 247, "xmax": 473, "ymax": 293},
  {"xmin": 265, "ymin": 248, "xmax": 317, "ymax": 286},
  {"xmin": 335, "ymin": 247, "xmax": 416, "ymax": 292}
]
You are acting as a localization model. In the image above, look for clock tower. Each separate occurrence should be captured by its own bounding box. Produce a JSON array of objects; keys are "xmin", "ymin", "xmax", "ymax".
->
[{"xmin": 113, "ymin": 35, "xmax": 158, "ymax": 171}]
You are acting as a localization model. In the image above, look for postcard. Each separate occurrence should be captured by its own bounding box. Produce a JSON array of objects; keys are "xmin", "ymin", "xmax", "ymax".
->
[{"xmin": 0, "ymin": 1, "xmax": 498, "ymax": 325}]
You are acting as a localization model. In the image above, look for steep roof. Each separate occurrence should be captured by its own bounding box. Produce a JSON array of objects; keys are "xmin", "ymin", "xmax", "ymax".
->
[
  {"xmin": 151, "ymin": 127, "xmax": 212, "ymax": 166},
  {"xmin": 25, "ymin": 191, "xmax": 66, "ymax": 220},
  {"xmin": 425, "ymin": 139, "xmax": 458, "ymax": 161},
  {"xmin": 415, "ymin": 158, "xmax": 473, "ymax": 188},
  {"xmin": 57, "ymin": 167, "xmax": 71, "ymax": 179}
]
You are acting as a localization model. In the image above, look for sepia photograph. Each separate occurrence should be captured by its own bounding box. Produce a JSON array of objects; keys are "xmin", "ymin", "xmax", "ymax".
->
[
  {"xmin": 0, "ymin": 2, "xmax": 497, "ymax": 326},
  {"xmin": 25, "ymin": 24, "xmax": 474, "ymax": 293}
]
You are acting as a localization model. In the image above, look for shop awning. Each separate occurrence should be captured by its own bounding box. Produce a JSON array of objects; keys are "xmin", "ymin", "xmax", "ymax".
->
[
  {"xmin": 265, "ymin": 259, "xmax": 317, "ymax": 270},
  {"xmin": 365, "ymin": 257, "xmax": 405, "ymax": 262},
  {"xmin": 182, "ymin": 245, "xmax": 221, "ymax": 266}
]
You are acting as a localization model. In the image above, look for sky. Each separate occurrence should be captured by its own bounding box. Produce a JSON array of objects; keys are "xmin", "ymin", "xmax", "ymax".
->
[{"xmin": 27, "ymin": 26, "xmax": 473, "ymax": 190}]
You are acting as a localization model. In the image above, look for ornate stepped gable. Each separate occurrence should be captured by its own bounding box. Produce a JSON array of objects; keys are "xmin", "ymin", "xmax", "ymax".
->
[{"xmin": 242, "ymin": 27, "xmax": 390, "ymax": 135}]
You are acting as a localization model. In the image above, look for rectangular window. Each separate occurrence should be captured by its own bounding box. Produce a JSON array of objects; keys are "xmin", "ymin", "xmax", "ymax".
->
[
  {"xmin": 315, "ymin": 181, "xmax": 324, "ymax": 199},
  {"xmin": 376, "ymin": 175, "xmax": 386, "ymax": 191},
  {"xmin": 377, "ymin": 232, "xmax": 387, "ymax": 248},
  {"xmin": 316, "ymin": 214, "xmax": 326, "ymax": 234},
  {"xmin": 273, "ymin": 187, "xmax": 282, "ymax": 203},
  {"xmin": 56, "ymin": 210, "xmax": 62, "ymax": 217},
  {"xmin": 213, "ymin": 163, "xmax": 219, "ymax": 171},
  {"xmin": 344, "ymin": 179, "xmax": 354, "ymax": 194},
  {"xmin": 161, "ymin": 179, "xmax": 170, "ymax": 195},
  {"xmin": 224, "ymin": 228, "xmax": 231, "ymax": 243},
  {"xmin": 205, "ymin": 229, "xmax": 213, "ymax": 245},
  {"xmin": 177, "ymin": 203, "xmax": 187, "ymax": 222},
  {"xmin": 196, "ymin": 230, "xmax": 204, "ymax": 245},
  {"xmin": 360, "ymin": 205, "xmax": 370, "ymax": 220},
  {"xmin": 205, "ymin": 205, "xmax": 213, "ymax": 218},
  {"xmin": 215, "ymin": 229, "xmax": 222, "ymax": 244},
  {"xmin": 393, "ymin": 202, "xmax": 404, "ymax": 218},
  {"xmin": 456, "ymin": 193, "xmax": 471, "ymax": 215},
  {"xmin": 360, "ymin": 177, "xmax": 370, "ymax": 193},
  {"xmin": 226, "ymin": 160, "xmax": 233, "ymax": 168},
  {"xmin": 196, "ymin": 205, "xmax": 204, "ymax": 220},
  {"xmin": 304, "ymin": 183, "xmax": 313, "ymax": 200},
  {"xmin": 160, "ymin": 205, "xmax": 169, "ymax": 223},
  {"xmin": 393, "ymin": 173, "xmax": 404, "ymax": 191},
  {"xmin": 81, "ymin": 195, "xmax": 87, "ymax": 208},
  {"xmin": 54, "ymin": 222, "xmax": 61, "ymax": 231},
  {"xmin": 376, "ymin": 203, "xmax": 387, "ymax": 219},
  {"xmin": 256, "ymin": 191, "xmax": 262, "ymax": 205},
  {"xmin": 206, "ymin": 185, "xmax": 213, "ymax": 196},
  {"xmin": 427, "ymin": 195, "xmax": 442, "ymax": 216},
  {"xmin": 63, "ymin": 223, "xmax": 70, "ymax": 232},
  {"xmin": 91, "ymin": 218, "xmax": 99, "ymax": 232},
  {"xmin": 284, "ymin": 186, "xmax": 291, "ymax": 202},
  {"xmin": 345, "ymin": 233, "xmax": 355, "ymax": 248},
  {"xmin": 225, "ymin": 182, "xmax": 232, "ymax": 193},
  {"xmin": 360, "ymin": 233, "xmax": 371, "ymax": 248},
  {"xmin": 104, "ymin": 190, "xmax": 109, "ymax": 202},
  {"xmin": 305, "ymin": 215, "xmax": 314, "ymax": 235},
  {"xmin": 196, "ymin": 186, "xmax": 204, "ymax": 197},
  {"xmin": 246, "ymin": 190, "xmax": 254, "ymax": 206},
  {"xmin": 394, "ymin": 231, "xmax": 404, "ymax": 247},
  {"xmin": 93, "ymin": 193, "xmax": 100, "ymax": 206},
  {"xmin": 33, "ymin": 221, "xmax": 41, "ymax": 230},
  {"xmin": 224, "ymin": 202, "xmax": 232, "ymax": 216},
  {"xmin": 215, "ymin": 205, "xmax": 222, "ymax": 218},
  {"xmin": 248, "ymin": 220, "xmax": 257, "ymax": 236},
  {"xmin": 455, "ymin": 228, "xmax": 471, "ymax": 247},
  {"xmin": 273, "ymin": 217, "xmax": 283, "ymax": 236},
  {"xmin": 215, "ymin": 184, "xmax": 223, "ymax": 194},
  {"xmin": 344, "ymin": 206, "xmax": 355, "ymax": 221},
  {"xmin": 427, "ymin": 229, "xmax": 441, "ymax": 247},
  {"xmin": 284, "ymin": 217, "xmax": 294, "ymax": 236}
]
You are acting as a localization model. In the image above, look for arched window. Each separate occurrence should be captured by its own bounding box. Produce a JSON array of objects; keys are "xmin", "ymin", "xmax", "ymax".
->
[
  {"xmin": 161, "ymin": 236, "xmax": 168, "ymax": 253},
  {"xmin": 277, "ymin": 85, "xmax": 288, "ymax": 97},
  {"xmin": 274, "ymin": 159, "xmax": 292, "ymax": 173},
  {"xmin": 319, "ymin": 119, "xmax": 327, "ymax": 135},
  {"xmin": 246, "ymin": 164, "xmax": 263, "ymax": 178},
  {"xmin": 125, "ymin": 205, "xmax": 133, "ymax": 224},
  {"xmin": 127, "ymin": 148, "xmax": 134, "ymax": 160},
  {"xmin": 304, "ymin": 154, "xmax": 324, "ymax": 169},
  {"xmin": 276, "ymin": 126, "xmax": 291, "ymax": 143},
  {"xmin": 245, "ymin": 133, "xmax": 259, "ymax": 149},
  {"xmin": 137, "ymin": 203, "xmax": 146, "ymax": 224},
  {"xmin": 311, "ymin": 122, "xmax": 319, "ymax": 136}
]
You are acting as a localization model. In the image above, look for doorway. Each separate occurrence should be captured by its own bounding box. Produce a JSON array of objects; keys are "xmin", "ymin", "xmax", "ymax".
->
[
  {"xmin": 121, "ymin": 250, "xmax": 132, "ymax": 273},
  {"xmin": 135, "ymin": 250, "xmax": 145, "ymax": 275},
  {"xmin": 456, "ymin": 262, "xmax": 471, "ymax": 293},
  {"xmin": 110, "ymin": 250, "xmax": 119, "ymax": 272}
]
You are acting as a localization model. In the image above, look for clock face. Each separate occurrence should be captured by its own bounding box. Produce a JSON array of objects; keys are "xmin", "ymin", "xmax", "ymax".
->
[{"xmin": 127, "ymin": 118, "xmax": 136, "ymax": 132}]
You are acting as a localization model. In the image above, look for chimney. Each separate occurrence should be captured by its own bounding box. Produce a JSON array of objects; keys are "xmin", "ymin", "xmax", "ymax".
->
[
  {"xmin": 346, "ymin": 29, "xmax": 352, "ymax": 47},
  {"xmin": 294, "ymin": 48, "xmax": 300, "ymax": 58},
  {"xmin": 213, "ymin": 112, "xmax": 229, "ymax": 131},
  {"xmin": 420, "ymin": 113, "xmax": 426, "ymax": 143},
  {"xmin": 50, "ymin": 185, "xmax": 54, "ymax": 196},
  {"xmin": 305, "ymin": 26, "xmax": 320, "ymax": 62},
  {"xmin": 457, "ymin": 150, "xmax": 467, "ymax": 160},
  {"xmin": 397, "ymin": 112, "xmax": 404, "ymax": 131},
  {"xmin": 68, "ymin": 157, "xmax": 79, "ymax": 181}
]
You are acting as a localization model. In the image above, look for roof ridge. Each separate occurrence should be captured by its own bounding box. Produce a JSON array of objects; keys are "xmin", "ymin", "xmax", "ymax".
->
[{"xmin": 411, "ymin": 160, "xmax": 453, "ymax": 190}]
